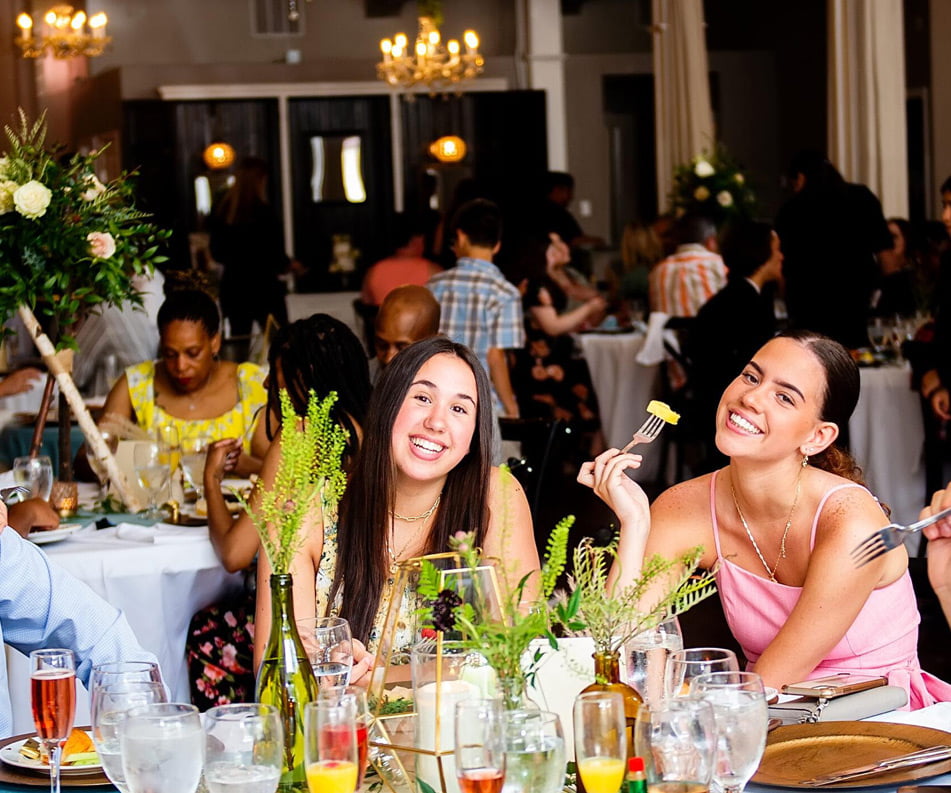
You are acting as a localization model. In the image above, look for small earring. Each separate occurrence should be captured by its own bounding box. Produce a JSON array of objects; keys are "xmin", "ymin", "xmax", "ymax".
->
[{"xmin": 802, "ymin": 453, "xmax": 809, "ymax": 468}]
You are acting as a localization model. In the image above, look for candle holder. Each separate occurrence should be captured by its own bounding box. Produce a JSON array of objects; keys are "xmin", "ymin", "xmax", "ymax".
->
[
  {"xmin": 368, "ymin": 553, "xmax": 505, "ymax": 793},
  {"xmin": 49, "ymin": 479, "xmax": 78, "ymax": 517}
]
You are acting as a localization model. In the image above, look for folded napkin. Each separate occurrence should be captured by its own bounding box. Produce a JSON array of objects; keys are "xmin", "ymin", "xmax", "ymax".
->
[
  {"xmin": 635, "ymin": 311, "xmax": 672, "ymax": 366},
  {"xmin": 115, "ymin": 522, "xmax": 208, "ymax": 545}
]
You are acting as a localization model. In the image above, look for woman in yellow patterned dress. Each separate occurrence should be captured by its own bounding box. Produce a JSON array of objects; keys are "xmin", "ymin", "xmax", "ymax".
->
[{"xmin": 99, "ymin": 289, "xmax": 267, "ymax": 476}]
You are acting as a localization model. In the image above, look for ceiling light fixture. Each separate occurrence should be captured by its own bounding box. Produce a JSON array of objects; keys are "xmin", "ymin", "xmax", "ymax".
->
[
  {"xmin": 378, "ymin": 15, "xmax": 483, "ymax": 93},
  {"xmin": 15, "ymin": 5, "xmax": 110, "ymax": 59}
]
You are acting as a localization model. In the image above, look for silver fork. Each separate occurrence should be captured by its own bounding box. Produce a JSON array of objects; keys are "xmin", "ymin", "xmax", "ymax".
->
[
  {"xmin": 0, "ymin": 485, "xmax": 30, "ymax": 505},
  {"xmin": 620, "ymin": 413, "xmax": 667, "ymax": 453},
  {"xmin": 852, "ymin": 503, "xmax": 951, "ymax": 567}
]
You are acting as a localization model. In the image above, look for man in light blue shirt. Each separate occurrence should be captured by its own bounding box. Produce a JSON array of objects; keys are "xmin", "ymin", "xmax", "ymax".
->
[{"xmin": 0, "ymin": 501, "xmax": 158, "ymax": 737}]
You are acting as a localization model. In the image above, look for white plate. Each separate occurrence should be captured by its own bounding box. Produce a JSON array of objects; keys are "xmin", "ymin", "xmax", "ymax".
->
[
  {"xmin": 27, "ymin": 524, "xmax": 84, "ymax": 545},
  {"xmin": 0, "ymin": 735, "xmax": 103, "ymax": 777}
]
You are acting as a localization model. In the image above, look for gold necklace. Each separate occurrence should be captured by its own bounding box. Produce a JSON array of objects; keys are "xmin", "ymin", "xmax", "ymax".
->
[
  {"xmin": 730, "ymin": 463, "xmax": 804, "ymax": 583},
  {"xmin": 392, "ymin": 493, "xmax": 441, "ymax": 522}
]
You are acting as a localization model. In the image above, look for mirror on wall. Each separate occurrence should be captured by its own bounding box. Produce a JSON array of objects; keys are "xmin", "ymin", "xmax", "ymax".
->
[{"xmin": 308, "ymin": 134, "xmax": 366, "ymax": 203}]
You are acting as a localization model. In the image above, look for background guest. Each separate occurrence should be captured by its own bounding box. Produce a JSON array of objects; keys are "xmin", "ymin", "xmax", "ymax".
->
[
  {"xmin": 360, "ymin": 214, "xmax": 442, "ymax": 307},
  {"xmin": 871, "ymin": 217, "xmax": 917, "ymax": 318},
  {"xmin": 648, "ymin": 212, "xmax": 727, "ymax": 317},
  {"xmin": 372, "ymin": 285, "xmax": 441, "ymax": 374}
]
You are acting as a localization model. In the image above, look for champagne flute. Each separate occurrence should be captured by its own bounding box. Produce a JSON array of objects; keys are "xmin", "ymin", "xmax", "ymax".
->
[
  {"xmin": 304, "ymin": 698, "xmax": 359, "ymax": 793},
  {"xmin": 690, "ymin": 672, "xmax": 768, "ymax": 793},
  {"xmin": 119, "ymin": 703, "xmax": 204, "ymax": 793},
  {"xmin": 299, "ymin": 617, "xmax": 353, "ymax": 688},
  {"xmin": 14, "ymin": 455, "xmax": 54, "ymax": 501},
  {"xmin": 455, "ymin": 699, "xmax": 505, "ymax": 793},
  {"xmin": 90, "ymin": 681, "xmax": 167, "ymax": 793},
  {"xmin": 633, "ymin": 698, "xmax": 716, "ymax": 793},
  {"xmin": 623, "ymin": 616, "xmax": 683, "ymax": 707},
  {"xmin": 318, "ymin": 686, "xmax": 371, "ymax": 789},
  {"xmin": 133, "ymin": 441, "xmax": 170, "ymax": 520},
  {"xmin": 665, "ymin": 648, "xmax": 738, "ymax": 699},
  {"xmin": 156, "ymin": 425, "xmax": 181, "ymax": 476},
  {"xmin": 203, "ymin": 703, "xmax": 283, "ymax": 793},
  {"xmin": 30, "ymin": 649, "xmax": 76, "ymax": 793},
  {"xmin": 573, "ymin": 691, "xmax": 627, "ymax": 793}
]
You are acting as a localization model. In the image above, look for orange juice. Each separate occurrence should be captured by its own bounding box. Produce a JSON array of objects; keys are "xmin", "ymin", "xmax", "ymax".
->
[
  {"xmin": 578, "ymin": 757, "xmax": 626, "ymax": 793},
  {"xmin": 306, "ymin": 760, "xmax": 358, "ymax": 793}
]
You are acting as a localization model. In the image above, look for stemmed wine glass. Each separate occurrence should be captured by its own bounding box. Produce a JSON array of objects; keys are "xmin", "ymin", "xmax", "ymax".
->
[
  {"xmin": 318, "ymin": 686, "xmax": 371, "ymax": 789},
  {"xmin": 299, "ymin": 617, "xmax": 353, "ymax": 688},
  {"xmin": 14, "ymin": 455, "xmax": 54, "ymax": 501},
  {"xmin": 690, "ymin": 671, "xmax": 768, "ymax": 793},
  {"xmin": 119, "ymin": 703, "xmax": 204, "ymax": 793},
  {"xmin": 133, "ymin": 441, "xmax": 171, "ymax": 520},
  {"xmin": 623, "ymin": 616, "xmax": 683, "ymax": 707},
  {"xmin": 665, "ymin": 647, "xmax": 739, "ymax": 699},
  {"xmin": 304, "ymin": 697, "xmax": 359, "ymax": 793},
  {"xmin": 573, "ymin": 691, "xmax": 627, "ymax": 793},
  {"xmin": 203, "ymin": 703, "xmax": 283, "ymax": 793},
  {"xmin": 455, "ymin": 699, "xmax": 505, "ymax": 793},
  {"xmin": 30, "ymin": 649, "xmax": 76, "ymax": 793}
]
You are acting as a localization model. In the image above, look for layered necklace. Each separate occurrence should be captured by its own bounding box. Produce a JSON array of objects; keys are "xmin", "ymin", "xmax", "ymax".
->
[
  {"xmin": 729, "ymin": 462, "xmax": 804, "ymax": 583},
  {"xmin": 388, "ymin": 492, "xmax": 442, "ymax": 569}
]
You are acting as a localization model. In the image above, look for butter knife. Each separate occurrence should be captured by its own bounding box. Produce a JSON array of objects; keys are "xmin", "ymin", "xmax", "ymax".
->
[{"xmin": 802, "ymin": 745, "xmax": 951, "ymax": 786}]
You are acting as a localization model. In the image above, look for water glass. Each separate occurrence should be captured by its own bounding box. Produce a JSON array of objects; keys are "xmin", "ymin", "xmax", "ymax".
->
[
  {"xmin": 634, "ymin": 698, "xmax": 716, "ymax": 793},
  {"xmin": 14, "ymin": 455, "xmax": 53, "ymax": 501},
  {"xmin": 133, "ymin": 441, "xmax": 171, "ymax": 519},
  {"xmin": 90, "ymin": 681, "xmax": 167, "ymax": 793},
  {"xmin": 119, "ymin": 703, "xmax": 203, "ymax": 793},
  {"xmin": 665, "ymin": 647, "xmax": 739, "ymax": 699},
  {"xmin": 304, "ymin": 697, "xmax": 359, "ymax": 793},
  {"xmin": 299, "ymin": 617, "xmax": 353, "ymax": 688},
  {"xmin": 203, "ymin": 703, "xmax": 283, "ymax": 793},
  {"xmin": 90, "ymin": 661, "xmax": 164, "ymax": 692},
  {"xmin": 573, "ymin": 691, "xmax": 627, "ymax": 793},
  {"xmin": 455, "ymin": 699, "xmax": 505, "ymax": 793},
  {"xmin": 502, "ymin": 709, "xmax": 565, "ymax": 793},
  {"xmin": 318, "ymin": 686, "xmax": 371, "ymax": 789},
  {"xmin": 30, "ymin": 649, "xmax": 76, "ymax": 793},
  {"xmin": 690, "ymin": 672, "xmax": 768, "ymax": 793},
  {"xmin": 623, "ymin": 616, "xmax": 683, "ymax": 706},
  {"xmin": 180, "ymin": 435, "xmax": 210, "ymax": 500}
]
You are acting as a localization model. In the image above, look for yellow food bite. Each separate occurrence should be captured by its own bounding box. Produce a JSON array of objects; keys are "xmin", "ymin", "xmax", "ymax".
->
[{"xmin": 646, "ymin": 399, "xmax": 680, "ymax": 425}]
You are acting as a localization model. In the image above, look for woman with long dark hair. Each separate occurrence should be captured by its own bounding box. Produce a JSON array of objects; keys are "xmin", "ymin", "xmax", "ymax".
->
[
  {"xmin": 252, "ymin": 336, "xmax": 540, "ymax": 674},
  {"xmin": 580, "ymin": 330, "xmax": 951, "ymax": 708}
]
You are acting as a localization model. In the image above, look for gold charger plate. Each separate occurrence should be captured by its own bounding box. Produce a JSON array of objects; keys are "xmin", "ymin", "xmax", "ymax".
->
[
  {"xmin": 0, "ymin": 731, "xmax": 112, "ymax": 788},
  {"xmin": 753, "ymin": 721, "xmax": 951, "ymax": 788}
]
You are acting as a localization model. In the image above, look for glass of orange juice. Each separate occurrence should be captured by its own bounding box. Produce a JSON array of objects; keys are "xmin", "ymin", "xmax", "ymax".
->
[
  {"xmin": 573, "ymin": 691, "xmax": 626, "ymax": 793},
  {"xmin": 304, "ymin": 698, "xmax": 358, "ymax": 793}
]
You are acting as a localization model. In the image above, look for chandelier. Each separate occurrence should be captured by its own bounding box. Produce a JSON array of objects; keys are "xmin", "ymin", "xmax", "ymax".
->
[
  {"xmin": 377, "ymin": 16, "xmax": 484, "ymax": 93},
  {"xmin": 15, "ymin": 5, "xmax": 110, "ymax": 59}
]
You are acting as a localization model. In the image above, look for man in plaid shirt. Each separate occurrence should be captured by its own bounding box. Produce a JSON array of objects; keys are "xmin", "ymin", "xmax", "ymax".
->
[{"xmin": 427, "ymin": 199, "xmax": 524, "ymax": 418}]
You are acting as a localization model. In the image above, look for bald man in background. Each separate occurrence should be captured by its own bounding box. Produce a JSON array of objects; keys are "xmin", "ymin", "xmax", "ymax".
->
[{"xmin": 372, "ymin": 285, "xmax": 441, "ymax": 375}]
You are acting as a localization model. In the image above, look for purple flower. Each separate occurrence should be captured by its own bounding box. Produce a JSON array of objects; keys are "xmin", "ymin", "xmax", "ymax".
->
[{"xmin": 430, "ymin": 589, "xmax": 463, "ymax": 633}]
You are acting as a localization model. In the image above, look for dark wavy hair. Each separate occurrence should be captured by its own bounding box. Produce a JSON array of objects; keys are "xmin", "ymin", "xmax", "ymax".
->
[
  {"xmin": 777, "ymin": 329, "xmax": 865, "ymax": 484},
  {"xmin": 156, "ymin": 289, "xmax": 220, "ymax": 337},
  {"xmin": 265, "ymin": 313, "xmax": 371, "ymax": 466},
  {"xmin": 327, "ymin": 336, "xmax": 494, "ymax": 643}
]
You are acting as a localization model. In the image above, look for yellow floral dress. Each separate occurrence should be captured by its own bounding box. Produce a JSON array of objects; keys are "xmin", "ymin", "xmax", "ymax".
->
[{"xmin": 126, "ymin": 360, "xmax": 266, "ymax": 452}]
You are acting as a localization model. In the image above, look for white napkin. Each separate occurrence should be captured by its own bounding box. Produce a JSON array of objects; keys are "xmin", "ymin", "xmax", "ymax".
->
[
  {"xmin": 635, "ymin": 311, "xmax": 671, "ymax": 365},
  {"xmin": 114, "ymin": 522, "xmax": 207, "ymax": 544}
]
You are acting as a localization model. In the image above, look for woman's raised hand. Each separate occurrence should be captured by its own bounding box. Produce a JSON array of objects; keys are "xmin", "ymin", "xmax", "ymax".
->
[
  {"xmin": 204, "ymin": 438, "xmax": 241, "ymax": 487},
  {"xmin": 577, "ymin": 449, "xmax": 651, "ymax": 534},
  {"xmin": 923, "ymin": 484, "xmax": 951, "ymax": 612},
  {"xmin": 348, "ymin": 639, "xmax": 375, "ymax": 688}
]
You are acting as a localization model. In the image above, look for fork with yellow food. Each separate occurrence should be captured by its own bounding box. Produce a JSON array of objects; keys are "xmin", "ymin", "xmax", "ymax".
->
[{"xmin": 620, "ymin": 400, "xmax": 680, "ymax": 453}]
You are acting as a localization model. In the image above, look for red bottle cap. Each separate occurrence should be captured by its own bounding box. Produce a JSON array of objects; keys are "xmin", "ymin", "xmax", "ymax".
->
[{"xmin": 628, "ymin": 757, "xmax": 645, "ymax": 773}]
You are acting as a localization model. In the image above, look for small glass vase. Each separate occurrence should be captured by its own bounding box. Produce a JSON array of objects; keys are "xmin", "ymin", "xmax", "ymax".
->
[{"xmin": 255, "ymin": 573, "xmax": 319, "ymax": 793}]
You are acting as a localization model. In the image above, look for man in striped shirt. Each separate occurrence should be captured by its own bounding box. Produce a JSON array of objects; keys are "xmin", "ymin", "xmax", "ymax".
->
[{"xmin": 649, "ymin": 213, "xmax": 727, "ymax": 317}]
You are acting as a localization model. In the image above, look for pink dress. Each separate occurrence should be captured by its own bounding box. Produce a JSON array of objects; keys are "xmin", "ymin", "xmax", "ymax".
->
[{"xmin": 709, "ymin": 471, "xmax": 951, "ymax": 709}]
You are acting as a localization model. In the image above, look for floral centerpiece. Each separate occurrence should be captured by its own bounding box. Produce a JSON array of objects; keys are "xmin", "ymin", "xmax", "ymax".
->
[{"xmin": 670, "ymin": 144, "xmax": 757, "ymax": 227}]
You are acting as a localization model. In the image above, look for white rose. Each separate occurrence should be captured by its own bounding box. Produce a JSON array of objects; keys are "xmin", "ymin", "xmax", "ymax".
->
[
  {"xmin": 81, "ymin": 174, "xmax": 106, "ymax": 201},
  {"xmin": 0, "ymin": 180, "xmax": 17, "ymax": 215},
  {"xmin": 13, "ymin": 180, "xmax": 52, "ymax": 219},
  {"xmin": 694, "ymin": 159, "xmax": 715, "ymax": 178},
  {"xmin": 717, "ymin": 190, "xmax": 734, "ymax": 207},
  {"xmin": 734, "ymin": 172, "xmax": 745, "ymax": 185},
  {"xmin": 694, "ymin": 186, "xmax": 710, "ymax": 201},
  {"xmin": 87, "ymin": 231, "xmax": 116, "ymax": 259}
]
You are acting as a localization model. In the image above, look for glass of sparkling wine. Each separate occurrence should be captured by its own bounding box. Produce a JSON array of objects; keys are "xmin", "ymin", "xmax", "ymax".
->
[
  {"xmin": 119, "ymin": 703, "xmax": 203, "ymax": 793},
  {"xmin": 30, "ymin": 649, "xmax": 76, "ymax": 793},
  {"xmin": 133, "ymin": 441, "xmax": 171, "ymax": 520},
  {"xmin": 633, "ymin": 698, "xmax": 716, "ymax": 793},
  {"xmin": 203, "ymin": 703, "xmax": 283, "ymax": 793},
  {"xmin": 690, "ymin": 672, "xmax": 768, "ymax": 793},
  {"xmin": 664, "ymin": 648, "xmax": 738, "ymax": 700},
  {"xmin": 456, "ymin": 699, "xmax": 505, "ymax": 793},
  {"xmin": 14, "ymin": 455, "xmax": 54, "ymax": 501},
  {"xmin": 573, "ymin": 691, "xmax": 627, "ymax": 793},
  {"xmin": 299, "ymin": 617, "xmax": 353, "ymax": 688},
  {"xmin": 318, "ymin": 686, "xmax": 371, "ymax": 789},
  {"xmin": 90, "ymin": 681, "xmax": 167, "ymax": 793},
  {"xmin": 304, "ymin": 698, "xmax": 359, "ymax": 793},
  {"xmin": 624, "ymin": 616, "xmax": 683, "ymax": 707}
]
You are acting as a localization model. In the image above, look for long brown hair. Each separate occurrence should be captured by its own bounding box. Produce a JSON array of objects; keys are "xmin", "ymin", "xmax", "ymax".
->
[
  {"xmin": 327, "ymin": 336, "xmax": 495, "ymax": 642},
  {"xmin": 216, "ymin": 157, "xmax": 268, "ymax": 226}
]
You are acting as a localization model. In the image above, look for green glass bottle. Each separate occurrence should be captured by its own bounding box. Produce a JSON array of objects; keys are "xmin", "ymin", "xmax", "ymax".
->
[{"xmin": 256, "ymin": 573, "xmax": 319, "ymax": 793}]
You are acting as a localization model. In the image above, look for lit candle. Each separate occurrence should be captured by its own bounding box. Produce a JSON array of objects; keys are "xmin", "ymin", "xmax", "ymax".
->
[
  {"xmin": 16, "ymin": 13, "xmax": 34, "ymax": 42},
  {"xmin": 88, "ymin": 12, "xmax": 108, "ymax": 39},
  {"xmin": 463, "ymin": 30, "xmax": 479, "ymax": 54},
  {"xmin": 415, "ymin": 679, "xmax": 478, "ymax": 793}
]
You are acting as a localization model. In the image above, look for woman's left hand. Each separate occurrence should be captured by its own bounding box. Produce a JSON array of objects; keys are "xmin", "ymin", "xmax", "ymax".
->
[{"xmin": 348, "ymin": 638, "xmax": 375, "ymax": 688}]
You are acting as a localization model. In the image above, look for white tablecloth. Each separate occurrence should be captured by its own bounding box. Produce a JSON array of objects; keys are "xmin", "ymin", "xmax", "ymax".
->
[
  {"xmin": 849, "ymin": 364, "xmax": 925, "ymax": 527},
  {"xmin": 5, "ymin": 522, "xmax": 243, "ymax": 733},
  {"xmin": 577, "ymin": 332, "xmax": 662, "ymax": 482}
]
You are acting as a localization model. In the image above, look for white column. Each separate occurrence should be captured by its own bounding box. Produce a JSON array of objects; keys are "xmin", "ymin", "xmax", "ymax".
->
[
  {"xmin": 524, "ymin": 0, "xmax": 567, "ymax": 170},
  {"xmin": 827, "ymin": 0, "xmax": 908, "ymax": 217},
  {"xmin": 651, "ymin": 0, "xmax": 715, "ymax": 211}
]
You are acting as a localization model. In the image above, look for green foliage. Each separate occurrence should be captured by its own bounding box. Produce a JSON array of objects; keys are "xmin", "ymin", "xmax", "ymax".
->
[
  {"xmin": 0, "ymin": 109, "xmax": 170, "ymax": 347},
  {"xmin": 553, "ymin": 537, "xmax": 718, "ymax": 654},
  {"xmin": 239, "ymin": 389, "xmax": 348, "ymax": 574},
  {"xmin": 669, "ymin": 143, "xmax": 757, "ymax": 228}
]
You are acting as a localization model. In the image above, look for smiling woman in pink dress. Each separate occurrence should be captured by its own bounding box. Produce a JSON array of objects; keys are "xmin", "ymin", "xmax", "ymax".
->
[{"xmin": 579, "ymin": 329, "xmax": 951, "ymax": 708}]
